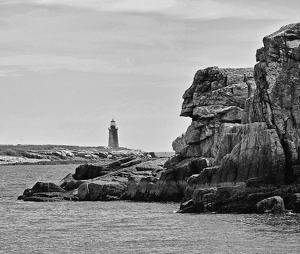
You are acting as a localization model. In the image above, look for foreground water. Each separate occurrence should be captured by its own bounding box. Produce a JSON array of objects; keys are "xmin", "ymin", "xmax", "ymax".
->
[{"xmin": 0, "ymin": 165, "xmax": 300, "ymax": 253}]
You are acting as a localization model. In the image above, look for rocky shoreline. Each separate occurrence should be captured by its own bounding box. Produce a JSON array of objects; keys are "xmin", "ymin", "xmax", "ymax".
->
[
  {"xmin": 18, "ymin": 23, "xmax": 300, "ymax": 214},
  {"xmin": 0, "ymin": 144, "xmax": 152, "ymax": 165}
]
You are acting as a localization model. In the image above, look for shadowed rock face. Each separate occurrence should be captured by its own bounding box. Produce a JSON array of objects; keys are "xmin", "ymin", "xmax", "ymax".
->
[{"xmin": 245, "ymin": 23, "xmax": 300, "ymax": 183}]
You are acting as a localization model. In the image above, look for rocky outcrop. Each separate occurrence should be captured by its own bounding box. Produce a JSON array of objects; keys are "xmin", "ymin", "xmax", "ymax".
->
[
  {"xmin": 180, "ymin": 67, "xmax": 254, "ymax": 118},
  {"xmin": 77, "ymin": 176, "xmax": 128, "ymax": 201},
  {"xmin": 172, "ymin": 23, "xmax": 300, "ymax": 213},
  {"xmin": 245, "ymin": 23, "xmax": 300, "ymax": 183},
  {"xmin": 123, "ymin": 157, "xmax": 212, "ymax": 201},
  {"xmin": 178, "ymin": 67, "xmax": 254, "ymax": 160},
  {"xmin": 18, "ymin": 157, "xmax": 170, "ymax": 202},
  {"xmin": 18, "ymin": 182, "xmax": 79, "ymax": 202}
]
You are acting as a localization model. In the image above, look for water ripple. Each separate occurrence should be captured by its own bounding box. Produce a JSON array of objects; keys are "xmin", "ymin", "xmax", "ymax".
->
[{"xmin": 1, "ymin": 165, "xmax": 300, "ymax": 253}]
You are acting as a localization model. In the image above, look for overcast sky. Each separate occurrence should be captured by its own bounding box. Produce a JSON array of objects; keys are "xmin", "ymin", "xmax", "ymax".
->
[{"xmin": 0, "ymin": 0, "xmax": 299, "ymax": 152}]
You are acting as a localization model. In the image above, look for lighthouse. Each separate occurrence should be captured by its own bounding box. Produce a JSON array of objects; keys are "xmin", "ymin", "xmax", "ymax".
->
[{"xmin": 108, "ymin": 119, "xmax": 119, "ymax": 148}]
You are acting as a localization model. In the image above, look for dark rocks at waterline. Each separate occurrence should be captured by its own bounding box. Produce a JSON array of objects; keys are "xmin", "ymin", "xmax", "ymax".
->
[
  {"xmin": 18, "ymin": 182, "xmax": 79, "ymax": 202},
  {"xmin": 18, "ymin": 157, "xmax": 171, "ymax": 202},
  {"xmin": 256, "ymin": 196, "xmax": 285, "ymax": 214},
  {"xmin": 177, "ymin": 185, "xmax": 300, "ymax": 214}
]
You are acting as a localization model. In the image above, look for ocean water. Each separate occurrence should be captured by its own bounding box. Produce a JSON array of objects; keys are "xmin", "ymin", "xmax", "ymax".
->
[{"xmin": 1, "ymin": 165, "xmax": 300, "ymax": 254}]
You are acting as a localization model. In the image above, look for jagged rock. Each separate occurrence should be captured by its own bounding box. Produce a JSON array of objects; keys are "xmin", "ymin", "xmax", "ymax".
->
[
  {"xmin": 246, "ymin": 23, "xmax": 300, "ymax": 183},
  {"xmin": 215, "ymin": 124, "xmax": 286, "ymax": 186},
  {"xmin": 171, "ymin": 24, "xmax": 300, "ymax": 214},
  {"xmin": 73, "ymin": 157, "xmax": 138, "ymax": 180},
  {"xmin": 177, "ymin": 67, "xmax": 254, "ymax": 160},
  {"xmin": 181, "ymin": 67, "xmax": 254, "ymax": 118},
  {"xmin": 256, "ymin": 196, "xmax": 285, "ymax": 214},
  {"xmin": 155, "ymin": 157, "xmax": 213, "ymax": 201},
  {"xmin": 121, "ymin": 157, "xmax": 212, "ymax": 202},
  {"xmin": 184, "ymin": 122, "xmax": 286, "ymax": 208},
  {"xmin": 172, "ymin": 133, "xmax": 187, "ymax": 154}
]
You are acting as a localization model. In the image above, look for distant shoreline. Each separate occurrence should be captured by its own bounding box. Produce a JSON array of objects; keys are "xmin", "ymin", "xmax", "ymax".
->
[{"xmin": 0, "ymin": 144, "xmax": 174, "ymax": 166}]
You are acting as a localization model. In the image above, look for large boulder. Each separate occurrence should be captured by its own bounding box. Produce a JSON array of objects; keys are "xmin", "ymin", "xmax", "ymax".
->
[
  {"xmin": 256, "ymin": 196, "xmax": 285, "ymax": 214},
  {"xmin": 77, "ymin": 176, "xmax": 128, "ymax": 201},
  {"xmin": 30, "ymin": 182, "xmax": 65, "ymax": 193}
]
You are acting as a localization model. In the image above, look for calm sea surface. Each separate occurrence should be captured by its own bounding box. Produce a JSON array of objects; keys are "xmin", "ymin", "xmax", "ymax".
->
[{"xmin": 0, "ymin": 164, "xmax": 300, "ymax": 254}]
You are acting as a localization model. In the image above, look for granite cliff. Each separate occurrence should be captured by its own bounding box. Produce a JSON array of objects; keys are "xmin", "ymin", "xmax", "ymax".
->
[{"xmin": 175, "ymin": 23, "xmax": 300, "ymax": 213}]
